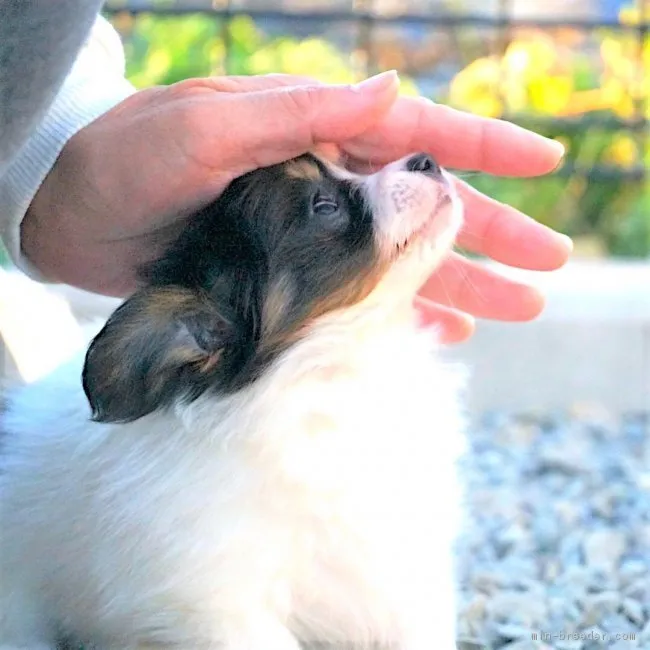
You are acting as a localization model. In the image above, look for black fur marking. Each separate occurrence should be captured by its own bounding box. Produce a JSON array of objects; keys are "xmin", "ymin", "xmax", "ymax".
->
[
  {"xmin": 83, "ymin": 154, "xmax": 381, "ymax": 423},
  {"xmin": 83, "ymin": 287, "xmax": 237, "ymax": 423}
]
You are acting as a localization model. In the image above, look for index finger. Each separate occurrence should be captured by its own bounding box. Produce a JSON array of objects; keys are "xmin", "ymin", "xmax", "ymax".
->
[
  {"xmin": 341, "ymin": 96, "xmax": 565, "ymax": 176},
  {"xmin": 185, "ymin": 74, "xmax": 322, "ymax": 94},
  {"xmin": 454, "ymin": 178, "xmax": 573, "ymax": 271}
]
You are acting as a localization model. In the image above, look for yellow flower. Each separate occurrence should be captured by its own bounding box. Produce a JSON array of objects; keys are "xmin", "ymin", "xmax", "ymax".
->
[
  {"xmin": 529, "ymin": 75, "xmax": 573, "ymax": 114},
  {"xmin": 604, "ymin": 134, "xmax": 640, "ymax": 167},
  {"xmin": 503, "ymin": 34, "xmax": 559, "ymax": 80},
  {"xmin": 448, "ymin": 56, "xmax": 503, "ymax": 117},
  {"xmin": 619, "ymin": 6, "xmax": 644, "ymax": 26},
  {"xmin": 602, "ymin": 78, "xmax": 637, "ymax": 117}
]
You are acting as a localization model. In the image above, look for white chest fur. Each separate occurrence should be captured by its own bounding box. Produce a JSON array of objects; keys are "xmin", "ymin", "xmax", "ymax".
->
[{"xmin": 0, "ymin": 311, "xmax": 466, "ymax": 650}]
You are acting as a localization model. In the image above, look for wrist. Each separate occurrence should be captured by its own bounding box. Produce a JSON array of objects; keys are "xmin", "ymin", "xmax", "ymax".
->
[
  {"xmin": 21, "ymin": 127, "xmax": 147, "ymax": 298},
  {"xmin": 0, "ymin": 14, "xmax": 135, "ymax": 280},
  {"xmin": 21, "ymin": 151, "xmax": 75, "ymax": 284}
]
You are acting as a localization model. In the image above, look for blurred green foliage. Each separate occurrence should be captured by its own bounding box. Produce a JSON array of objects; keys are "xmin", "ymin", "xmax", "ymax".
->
[
  {"xmin": 121, "ymin": 13, "xmax": 222, "ymax": 86},
  {"xmin": 108, "ymin": 8, "xmax": 649, "ymax": 257},
  {"xmin": 446, "ymin": 8, "xmax": 649, "ymax": 257},
  {"xmin": 114, "ymin": 13, "xmax": 421, "ymax": 91}
]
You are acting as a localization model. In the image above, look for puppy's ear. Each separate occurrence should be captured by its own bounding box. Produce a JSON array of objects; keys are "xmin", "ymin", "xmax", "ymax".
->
[{"xmin": 82, "ymin": 287, "xmax": 236, "ymax": 424}]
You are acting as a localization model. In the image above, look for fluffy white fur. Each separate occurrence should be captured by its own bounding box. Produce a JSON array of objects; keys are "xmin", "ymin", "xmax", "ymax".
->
[{"xmin": 0, "ymin": 157, "xmax": 467, "ymax": 649}]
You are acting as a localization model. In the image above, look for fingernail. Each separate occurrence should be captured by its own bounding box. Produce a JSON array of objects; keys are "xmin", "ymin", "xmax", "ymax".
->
[
  {"xmin": 558, "ymin": 233, "xmax": 574, "ymax": 251},
  {"xmin": 548, "ymin": 138, "xmax": 566, "ymax": 158},
  {"xmin": 354, "ymin": 70, "xmax": 400, "ymax": 93},
  {"xmin": 550, "ymin": 143, "xmax": 567, "ymax": 173}
]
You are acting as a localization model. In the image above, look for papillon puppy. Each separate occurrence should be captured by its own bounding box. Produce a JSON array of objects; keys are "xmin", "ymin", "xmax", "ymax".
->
[{"xmin": 0, "ymin": 152, "xmax": 467, "ymax": 649}]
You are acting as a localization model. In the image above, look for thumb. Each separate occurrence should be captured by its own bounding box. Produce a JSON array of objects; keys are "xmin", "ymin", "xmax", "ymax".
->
[{"xmin": 215, "ymin": 71, "xmax": 400, "ymax": 173}]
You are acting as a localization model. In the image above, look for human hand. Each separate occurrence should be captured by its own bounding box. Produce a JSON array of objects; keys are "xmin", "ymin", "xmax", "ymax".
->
[
  {"xmin": 23, "ymin": 73, "xmax": 399, "ymax": 296},
  {"xmin": 335, "ymin": 90, "xmax": 571, "ymax": 342},
  {"xmin": 23, "ymin": 71, "xmax": 571, "ymax": 342}
]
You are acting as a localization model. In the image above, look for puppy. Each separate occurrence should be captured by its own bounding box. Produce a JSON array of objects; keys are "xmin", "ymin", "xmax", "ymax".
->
[{"xmin": 0, "ymin": 152, "xmax": 467, "ymax": 649}]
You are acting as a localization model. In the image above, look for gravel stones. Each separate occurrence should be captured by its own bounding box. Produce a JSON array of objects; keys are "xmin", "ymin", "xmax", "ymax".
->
[{"xmin": 456, "ymin": 408, "xmax": 649, "ymax": 650}]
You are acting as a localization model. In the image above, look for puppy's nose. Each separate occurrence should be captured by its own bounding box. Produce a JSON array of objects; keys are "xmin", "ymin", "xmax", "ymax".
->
[{"xmin": 405, "ymin": 153, "xmax": 441, "ymax": 178}]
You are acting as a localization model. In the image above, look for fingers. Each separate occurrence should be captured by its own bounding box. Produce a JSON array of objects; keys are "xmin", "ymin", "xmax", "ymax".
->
[
  {"xmin": 418, "ymin": 252, "xmax": 546, "ymax": 321},
  {"xmin": 454, "ymin": 178, "xmax": 573, "ymax": 271},
  {"xmin": 341, "ymin": 96, "xmax": 565, "ymax": 176},
  {"xmin": 178, "ymin": 72, "xmax": 565, "ymax": 179},
  {"xmin": 413, "ymin": 298, "xmax": 476, "ymax": 344},
  {"xmin": 186, "ymin": 74, "xmax": 323, "ymax": 93},
  {"xmin": 207, "ymin": 71, "xmax": 400, "ymax": 175}
]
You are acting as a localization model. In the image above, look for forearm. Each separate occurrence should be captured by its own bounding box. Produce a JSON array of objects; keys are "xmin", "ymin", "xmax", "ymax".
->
[{"xmin": 0, "ymin": 16, "xmax": 136, "ymax": 278}]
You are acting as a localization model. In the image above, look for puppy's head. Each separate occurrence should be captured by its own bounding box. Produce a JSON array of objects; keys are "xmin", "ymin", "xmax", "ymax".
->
[{"xmin": 83, "ymin": 152, "xmax": 462, "ymax": 423}]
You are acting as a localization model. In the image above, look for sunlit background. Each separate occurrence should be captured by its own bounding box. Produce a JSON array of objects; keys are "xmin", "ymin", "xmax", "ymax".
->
[
  {"xmin": 0, "ymin": 0, "xmax": 649, "ymax": 409},
  {"xmin": 93, "ymin": 0, "xmax": 648, "ymax": 417},
  {"xmin": 101, "ymin": 0, "xmax": 649, "ymax": 259},
  {"xmin": 0, "ymin": 4, "xmax": 649, "ymax": 646},
  {"xmin": 0, "ymin": 0, "xmax": 648, "ymax": 406}
]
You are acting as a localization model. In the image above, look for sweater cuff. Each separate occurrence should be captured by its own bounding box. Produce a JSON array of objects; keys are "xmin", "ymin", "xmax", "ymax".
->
[{"xmin": 0, "ymin": 18, "xmax": 136, "ymax": 282}]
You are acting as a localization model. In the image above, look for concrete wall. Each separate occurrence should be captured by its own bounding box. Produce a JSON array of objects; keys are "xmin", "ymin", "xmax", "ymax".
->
[{"xmin": 446, "ymin": 260, "xmax": 650, "ymax": 414}]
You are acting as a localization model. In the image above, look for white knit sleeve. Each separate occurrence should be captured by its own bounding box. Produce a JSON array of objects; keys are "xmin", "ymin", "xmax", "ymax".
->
[{"xmin": 0, "ymin": 16, "xmax": 136, "ymax": 279}]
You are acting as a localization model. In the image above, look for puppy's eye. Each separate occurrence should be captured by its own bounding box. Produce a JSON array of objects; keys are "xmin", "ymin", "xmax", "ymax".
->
[{"xmin": 312, "ymin": 194, "xmax": 339, "ymax": 217}]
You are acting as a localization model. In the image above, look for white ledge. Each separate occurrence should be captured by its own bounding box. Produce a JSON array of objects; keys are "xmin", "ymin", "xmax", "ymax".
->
[
  {"xmin": 2, "ymin": 260, "xmax": 649, "ymax": 412},
  {"xmin": 481, "ymin": 259, "xmax": 650, "ymax": 322}
]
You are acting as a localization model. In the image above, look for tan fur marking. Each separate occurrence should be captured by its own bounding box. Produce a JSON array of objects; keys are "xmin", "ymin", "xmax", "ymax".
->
[
  {"xmin": 142, "ymin": 287, "xmax": 202, "ymax": 322},
  {"xmin": 260, "ymin": 259, "xmax": 388, "ymax": 357},
  {"xmin": 95, "ymin": 287, "xmax": 222, "ymax": 401},
  {"xmin": 285, "ymin": 159, "xmax": 322, "ymax": 181},
  {"xmin": 305, "ymin": 261, "xmax": 389, "ymax": 323},
  {"xmin": 262, "ymin": 274, "xmax": 294, "ymax": 337},
  {"xmin": 140, "ymin": 288, "xmax": 226, "ymax": 373}
]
